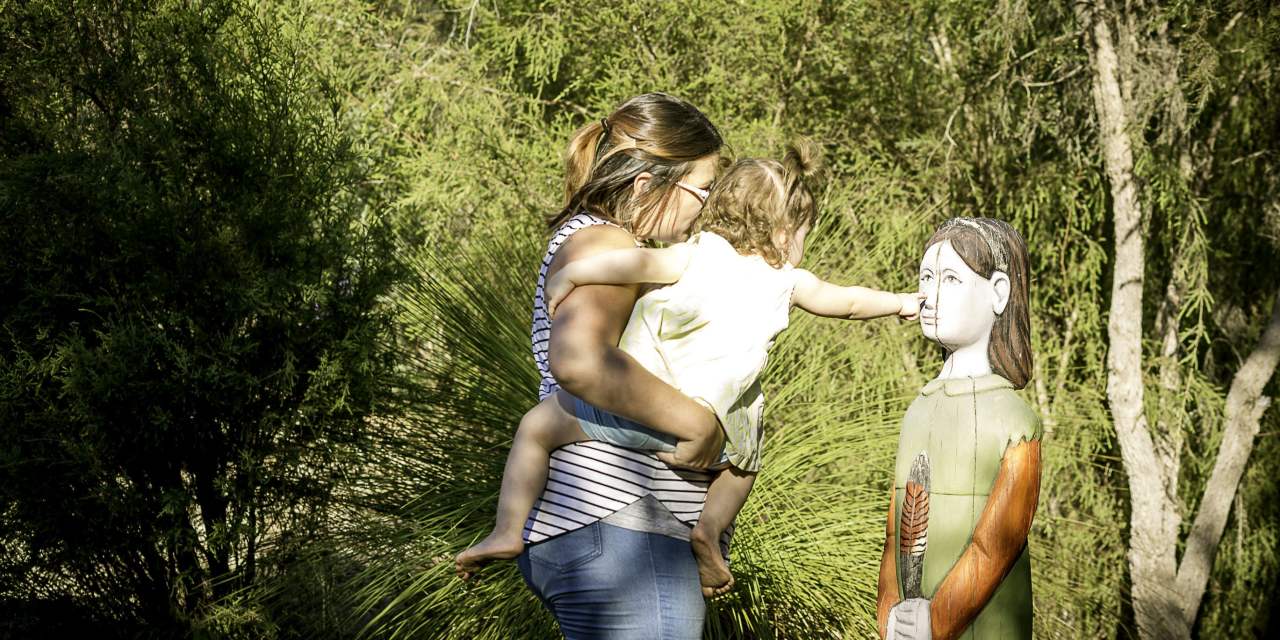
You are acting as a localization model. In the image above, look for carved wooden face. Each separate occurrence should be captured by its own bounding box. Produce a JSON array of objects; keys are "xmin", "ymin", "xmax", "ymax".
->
[{"xmin": 918, "ymin": 240, "xmax": 1010, "ymax": 351}]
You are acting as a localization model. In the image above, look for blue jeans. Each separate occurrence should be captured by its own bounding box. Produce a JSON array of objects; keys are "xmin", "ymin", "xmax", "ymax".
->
[{"xmin": 518, "ymin": 522, "xmax": 705, "ymax": 639}]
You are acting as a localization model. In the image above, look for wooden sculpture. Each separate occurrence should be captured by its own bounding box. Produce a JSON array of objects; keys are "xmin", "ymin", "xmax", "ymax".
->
[{"xmin": 877, "ymin": 218, "xmax": 1042, "ymax": 640}]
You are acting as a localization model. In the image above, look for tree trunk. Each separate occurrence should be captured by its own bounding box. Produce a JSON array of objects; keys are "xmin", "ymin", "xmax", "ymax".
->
[
  {"xmin": 1079, "ymin": 2, "xmax": 1280, "ymax": 636},
  {"xmin": 195, "ymin": 464, "xmax": 232, "ymax": 599},
  {"xmin": 1076, "ymin": 1, "xmax": 1188, "ymax": 637}
]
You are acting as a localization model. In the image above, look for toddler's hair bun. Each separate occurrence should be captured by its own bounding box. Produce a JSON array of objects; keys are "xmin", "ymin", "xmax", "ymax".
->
[{"xmin": 782, "ymin": 136, "xmax": 826, "ymax": 194}]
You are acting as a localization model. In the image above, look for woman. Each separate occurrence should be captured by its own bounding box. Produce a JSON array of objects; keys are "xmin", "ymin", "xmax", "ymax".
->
[
  {"xmin": 877, "ymin": 218, "xmax": 1041, "ymax": 640},
  {"xmin": 521, "ymin": 93, "xmax": 727, "ymax": 639}
]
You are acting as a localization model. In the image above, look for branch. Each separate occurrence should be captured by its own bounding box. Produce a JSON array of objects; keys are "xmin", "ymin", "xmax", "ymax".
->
[
  {"xmin": 929, "ymin": 27, "xmax": 956, "ymax": 76},
  {"xmin": 1200, "ymin": 69, "xmax": 1248, "ymax": 180},
  {"xmin": 1035, "ymin": 307, "xmax": 1078, "ymax": 437},
  {"xmin": 463, "ymin": 0, "xmax": 480, "ymax": 48},
  {"xmin": 1052, "ymin": 307, "xmax": 1078, "ymax": 410},
  {"xmin": 629, "ymin": 23, "xmax": 659, "ymax": 67},
  {"xmin": 1175, "ymin": 292, "xmax": 1280, "ymax": 625},
  {"xmin": 980, "ymin": 30, "xmax": 1082, "ymax": 90},
  {"xmin": 72, "ymin": 83, "xmax": 117, "ymax": 128},
  {"xmin": 1020, "ymin": 65, "xmax": 1085, "ymax": 88}
]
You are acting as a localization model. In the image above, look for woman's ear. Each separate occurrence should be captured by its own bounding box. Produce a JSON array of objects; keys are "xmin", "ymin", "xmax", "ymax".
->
[
  {"xmin": 991, "ymin": 271, "xmax": 1011, "ymax": 315},
  {"xmin": 632, "ymin": 171, "xmax": 654, "ymax": 198}
]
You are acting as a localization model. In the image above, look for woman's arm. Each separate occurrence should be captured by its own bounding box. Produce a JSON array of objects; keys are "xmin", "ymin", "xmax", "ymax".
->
[
  {"xmin": 928, "ymin": 439, "xmax": 1041, "ymax": 640},
  {"xmin": 545, "ymin": 243, "xmax": 693, "ymax": 319},
  {"xmin": 792, "ymin": 269, "xmax": 923, "ymax": 321},
  {"xmin": 546, "ymin": 225, "xmax": 723, "ymax": 468},
  {"xmin": 878, "ymin": 489, "xmax": 902, "ymax": 639}
]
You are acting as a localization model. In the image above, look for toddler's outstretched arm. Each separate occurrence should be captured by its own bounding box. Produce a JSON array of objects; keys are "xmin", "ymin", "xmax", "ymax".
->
[
  {"xmin": 546, "ymin": 243, "xmax": 693, "ymax": 318},
  {"xmin": 792, "ymin": 269, "xmax": 923, "ymax": 321}
]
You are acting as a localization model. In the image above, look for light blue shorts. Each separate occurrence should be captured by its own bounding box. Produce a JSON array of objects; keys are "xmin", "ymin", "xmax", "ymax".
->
[
  {"xmin": 571, "ymin": 396, "xmax": 730, "ymax": 465},
  {"xmin": 572, "ymin": 396, "xmax": 678, "ymax": 452}
]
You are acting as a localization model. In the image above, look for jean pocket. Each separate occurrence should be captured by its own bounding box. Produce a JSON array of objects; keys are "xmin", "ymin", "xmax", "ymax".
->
[{"xmin": 527, "ymin": 522, "xmax": 603, "ymax": 572}]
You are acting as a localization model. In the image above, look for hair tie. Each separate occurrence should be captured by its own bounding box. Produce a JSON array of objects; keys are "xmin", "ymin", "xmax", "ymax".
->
[{"xmin": 593, "ymin": 118, "xmax": 613, "ymax": 160}]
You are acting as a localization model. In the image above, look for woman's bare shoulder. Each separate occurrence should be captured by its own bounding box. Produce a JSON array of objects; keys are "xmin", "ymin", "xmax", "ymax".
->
[
  {"xmin": 562, "ymin": 224, "xmax": 636, "ymax": 254},
  {"xmin": 549, "ymin": 224, "xmax": 638, "ymax": 276}
]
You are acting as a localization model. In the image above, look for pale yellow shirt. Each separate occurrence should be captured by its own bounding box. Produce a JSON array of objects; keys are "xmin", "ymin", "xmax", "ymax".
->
[{"xmin": 618, "ymin": 231, "xmax": 797, "ymax": 472}]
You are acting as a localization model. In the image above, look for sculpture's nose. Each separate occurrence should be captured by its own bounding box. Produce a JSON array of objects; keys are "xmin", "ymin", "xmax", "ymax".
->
[{"xmin": 921, "ymin": 277, "xmax": 938, "ymax": 312}]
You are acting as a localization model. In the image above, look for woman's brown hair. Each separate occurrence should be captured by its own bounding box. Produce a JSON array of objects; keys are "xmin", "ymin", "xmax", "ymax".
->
[
  {"xmin": 550, "ymin": 93, "xmax": 723, "ymax": 234},
  {"xmin": 695, "ymin": 137, "xmax": 825, "ymax": 267},
  {"xmin": 924, "ymin": 217, "xmax": 1033, "ymax": 389}
]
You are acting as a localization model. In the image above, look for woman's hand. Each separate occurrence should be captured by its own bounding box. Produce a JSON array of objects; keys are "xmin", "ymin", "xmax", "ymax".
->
[
  {"xmin": 898, "ymin": 292, "xmax": 926, "ymax": 321},
  {"xmin": 546, "ymin": 271, "xmax": 578, "ymax": 319}
]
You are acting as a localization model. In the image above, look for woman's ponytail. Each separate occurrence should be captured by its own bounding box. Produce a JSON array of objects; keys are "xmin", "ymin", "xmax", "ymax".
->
[{"xmin": 563, "ymin": 120, "xmax": 608, "ymax": 206}]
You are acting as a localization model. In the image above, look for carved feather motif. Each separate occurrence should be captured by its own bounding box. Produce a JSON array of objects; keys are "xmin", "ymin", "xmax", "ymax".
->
[
  {"xmin": 899, "ymin": 452, "xmax": 931, "ymax": 599},
  {"xmin": 899, "ymin": 481, "xmax": 930, "ymax": 556}
]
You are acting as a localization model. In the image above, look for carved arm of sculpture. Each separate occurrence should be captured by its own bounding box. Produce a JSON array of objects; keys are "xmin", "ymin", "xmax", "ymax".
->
[
  {"xmin": 877, "ymin": 490, "xmax": 901, "ymax": 638},
  {"xmin": 929, "ymin": 439, "xmax": 1041, "ymax": 640}
]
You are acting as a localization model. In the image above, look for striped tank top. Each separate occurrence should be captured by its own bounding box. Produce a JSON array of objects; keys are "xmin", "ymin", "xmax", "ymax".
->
[{"xmin": 523, "ymin": 212, "xmax": 729, "ymax": 547}]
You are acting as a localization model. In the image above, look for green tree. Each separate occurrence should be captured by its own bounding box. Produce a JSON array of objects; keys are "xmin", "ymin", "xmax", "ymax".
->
[
  {"xmin": 1073, "ymin": 1, "xmax": 1280, "ymax": 636},
  {"xmin": 0, "ymin": 0, "xmax": 399, "ymax": 634}
]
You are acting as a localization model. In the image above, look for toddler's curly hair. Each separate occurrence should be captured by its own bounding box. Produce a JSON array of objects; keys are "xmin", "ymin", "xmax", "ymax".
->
[{"xmin": 694, "ymin": 138, "xmax": 826, "ymax": 267}]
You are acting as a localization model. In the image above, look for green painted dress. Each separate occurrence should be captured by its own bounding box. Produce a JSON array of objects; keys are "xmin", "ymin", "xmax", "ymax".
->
[{"xmin": 892, "ymin": 374, "xmax": 1042, "ymax": 639}]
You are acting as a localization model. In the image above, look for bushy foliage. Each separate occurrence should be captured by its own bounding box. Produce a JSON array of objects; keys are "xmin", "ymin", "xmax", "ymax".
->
[{"xmin": 0, "ymin": 0, "xmax": 399, "ymax": 634}]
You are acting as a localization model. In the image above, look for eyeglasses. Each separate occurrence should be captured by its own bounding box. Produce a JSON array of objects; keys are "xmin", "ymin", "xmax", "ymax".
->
[{"xmin": 676, "ymin": 181, "xmax": 710, "ymax": 204}]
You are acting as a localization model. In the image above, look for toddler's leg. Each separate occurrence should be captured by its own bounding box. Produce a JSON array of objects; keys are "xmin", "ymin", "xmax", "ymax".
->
[
  {"xmin": 691, "ymin": 467, "xmax": 756, "ymax": 597},
  {"xmin": 455, "ymin": 392, "xmax": 586, "ymax": 579}
]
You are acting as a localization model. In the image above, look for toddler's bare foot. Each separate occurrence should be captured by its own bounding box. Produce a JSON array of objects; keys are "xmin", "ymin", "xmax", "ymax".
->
[
  {"xmin": 454, "ymin": 531, "xmax": 524, "ymax": 580},
  {"xmin": 691, "ymin": 523, "xmax": 734, "ymax": 597}
]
